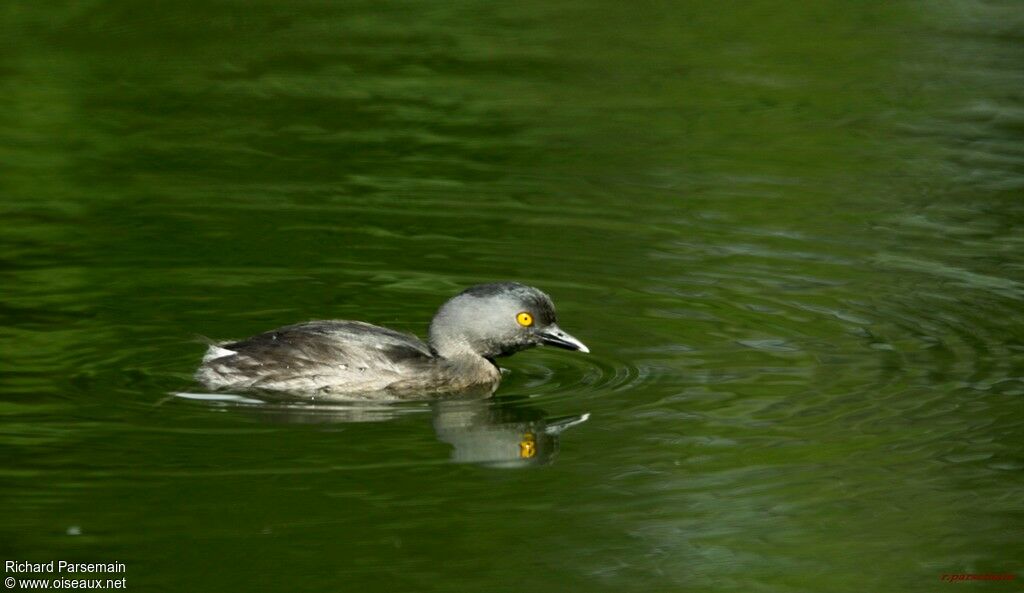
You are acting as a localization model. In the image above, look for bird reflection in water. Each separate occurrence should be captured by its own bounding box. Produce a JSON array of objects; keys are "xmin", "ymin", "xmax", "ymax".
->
[
  {"xmin": 171, "ymin": 392, "xmax": 589, "ymax": 467},
  {"xmin": 432, "ymin": 399, "xmax": 589, "ymax": 467}
]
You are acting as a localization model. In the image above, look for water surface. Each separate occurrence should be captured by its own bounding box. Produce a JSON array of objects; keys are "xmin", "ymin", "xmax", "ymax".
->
[{"xmin": 2, "ymin": 1, "xmax": 1023, "ymax": 591}]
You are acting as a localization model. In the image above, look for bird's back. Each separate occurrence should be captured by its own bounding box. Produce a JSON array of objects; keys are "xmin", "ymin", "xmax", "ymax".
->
[{"xmin": 195, "ymin": 320, "xmax": 437, "ymax": 397}]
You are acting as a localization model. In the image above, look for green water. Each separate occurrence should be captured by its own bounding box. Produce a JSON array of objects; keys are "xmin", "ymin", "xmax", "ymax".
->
[{"xmin": 2, "ymin": 1, "xmax": 1023, "ymax": 591}]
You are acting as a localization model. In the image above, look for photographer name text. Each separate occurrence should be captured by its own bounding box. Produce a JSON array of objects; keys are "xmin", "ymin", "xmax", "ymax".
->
[{"xmin": 5, "ymin": 563, "xmax": 124, "ymax": 575}]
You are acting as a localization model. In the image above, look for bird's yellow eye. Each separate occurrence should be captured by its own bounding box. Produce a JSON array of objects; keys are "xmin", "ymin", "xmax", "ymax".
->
[{"xmin": 516, "ymin": 312, "xmax": 534, "ymax": 327}]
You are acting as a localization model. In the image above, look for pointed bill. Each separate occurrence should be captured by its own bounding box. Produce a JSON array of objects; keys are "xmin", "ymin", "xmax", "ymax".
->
[{"xmin": 538, "ymin": 324, "xmax": 590, "ymax": 353}]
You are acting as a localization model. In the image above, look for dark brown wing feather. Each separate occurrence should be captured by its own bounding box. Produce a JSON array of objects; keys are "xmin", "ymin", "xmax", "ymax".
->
[{"xmin": 221, "ymin": 321, "xmax": 431, "ymax": 366}]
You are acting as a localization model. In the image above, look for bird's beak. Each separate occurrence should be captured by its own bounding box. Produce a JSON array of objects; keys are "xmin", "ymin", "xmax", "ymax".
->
[{"xmin": 537, "ymin": 325, "xmax": 590, "ymax": 354}]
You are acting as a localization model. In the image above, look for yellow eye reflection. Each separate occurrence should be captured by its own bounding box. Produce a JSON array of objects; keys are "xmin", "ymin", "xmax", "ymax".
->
[
  {"xmin": 519, "ymin": 432, "xmax": 537, "ymax": 459},
  {"xmin": 516, "ymin": 312, "xmax": 534, "ymax": 327}
]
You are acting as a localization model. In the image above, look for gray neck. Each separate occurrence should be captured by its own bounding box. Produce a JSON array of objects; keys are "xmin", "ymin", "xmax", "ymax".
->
[
  {"xmin": 428, "ymin": 333, "xmax": 501, "ymax": 392},
  {"xmin": 429, "ymin": 332, "xmax": 488, "ymax": 362},
  {"xmin": 428, "ymin": 296, "xmax": 492, "ymax": 361}
]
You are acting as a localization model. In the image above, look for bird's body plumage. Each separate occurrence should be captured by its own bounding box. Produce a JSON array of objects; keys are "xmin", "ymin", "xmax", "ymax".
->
[{"xmin": 196, "ymin": 320, "xmax": 500, "ymax": 399}]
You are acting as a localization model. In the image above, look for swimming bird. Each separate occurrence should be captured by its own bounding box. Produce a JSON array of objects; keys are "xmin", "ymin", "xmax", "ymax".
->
[{"xmin": 195, "ymin": 282, "xmax": 589, "ymax": 400}]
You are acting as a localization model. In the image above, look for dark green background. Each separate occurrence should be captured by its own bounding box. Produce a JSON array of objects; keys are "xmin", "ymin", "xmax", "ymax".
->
[{"xmin": 2, "ymin": 1, "xmax": 1022, "ymax": 591}]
